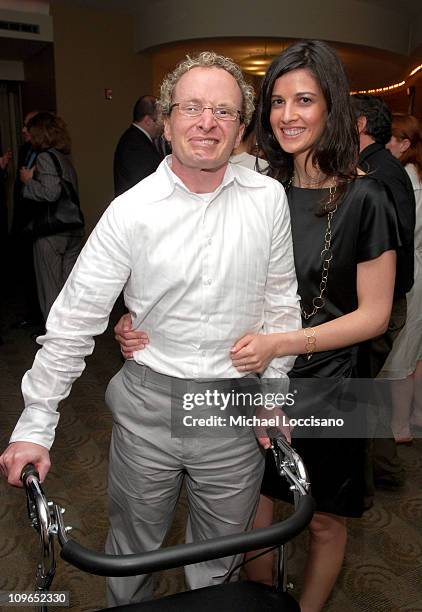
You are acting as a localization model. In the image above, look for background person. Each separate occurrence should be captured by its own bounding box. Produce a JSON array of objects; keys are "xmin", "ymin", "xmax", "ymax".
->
[
  {"xmin": 0, "ymin": 148, "xmax": 11, "ymax": 249},
  {"xmin": 20, "ymin": 112, "xmax": 84, "ymax": 321},
  {"xmin": 10, "ymin": 110, "xmax": 43, "ymax": 330},
  {"xmin": 12, "ymin": 110, "xmax": 40, "ymax": 236},
  {"xmin": 230, "ymin": 111, "xmax": 268, "ymax": 172},
  {"xmin": 351, "ymin": 95, "xmax": 415, "ymax": 378},
  {"xmin": 350, "ymin": 95, "xmax": 416, "ymax": 499},
  {"xmin": 0, "ymin": 148, "xmax": 12, "ymax": 345},
  {"xmin": 113, "ymin": 95, "xmax": 163, "ymax": 197},
  {"xmin": 380, "ymin": 114, "xmax": 422, "ymax": 442}
]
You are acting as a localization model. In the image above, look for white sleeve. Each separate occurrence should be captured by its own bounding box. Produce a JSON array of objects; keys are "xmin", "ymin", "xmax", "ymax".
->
[
  {"xmin": 262, "ymin": 183, "xmax": 301, "ymax": 380},
  {"xmin": 10, "ymin": 199, "xmax": 132, "ymax": 449}
]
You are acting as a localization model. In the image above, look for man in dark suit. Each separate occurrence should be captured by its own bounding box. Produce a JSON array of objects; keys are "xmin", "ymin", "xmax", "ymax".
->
[
  {"xmin": 12, "ymin": 110, "xmax": 39, "ymax": 235},
  {"xmin": 352, "ymin": 95, "xmax": 415, "ymax": 376},
  {"xmin": 0, "ymin": 148, "xmax": 11, "ymax": 246},
  {"xmin": 113, "ymin": 96, "xmax": 162, "ymax": 197},
  {"xmin": 351, "ymin": 95, "xmax": 416, "ymax": 500}
]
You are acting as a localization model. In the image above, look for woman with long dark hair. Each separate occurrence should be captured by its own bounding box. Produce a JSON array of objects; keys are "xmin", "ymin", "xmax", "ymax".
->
[
  {"xmin": 380, "ymin": 114, "xmax": 422, "ymax": 441},
  {"xmin": 20, "ymin": 112, "xmax": 84, "ymax": 321},
  {"xmin": 229, "ymin": 41, "xmax": 398, "ymax": 611}
]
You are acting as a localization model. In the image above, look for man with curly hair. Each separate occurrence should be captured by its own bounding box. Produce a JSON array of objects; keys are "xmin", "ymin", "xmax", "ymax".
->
[{"xmin": 1, "ymin": 52, "xmax": 300, "ymax": 605}]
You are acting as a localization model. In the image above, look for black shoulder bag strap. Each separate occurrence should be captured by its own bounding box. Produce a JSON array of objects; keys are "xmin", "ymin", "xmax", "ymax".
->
[{"xmin": 46, "ymin": 150, "xmax": 81, "ymax": 207}]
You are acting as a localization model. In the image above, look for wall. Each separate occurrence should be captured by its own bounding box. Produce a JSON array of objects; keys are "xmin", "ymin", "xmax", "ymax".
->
[
  {"xmin": 411, "ymin": 9, "xmax": 422, "ymax": 51},
  {"xmin": 22, "ymin": 43, "xmax": 56, "ymax": 113},
  {"xmin": 384, "ymin": 90, "xmax": 414, "ymax": 115},
  {"xmin": 50, "ymin": 1, "xmax": 152, "ymax": 231},
  {"xmin": 385, "ymin": 49, "xmax": 422, "ymax": 119},
  {"xmin": 412, "ymin": 85, "xmax": 422, "ymax": 120},
  {"xmin": 0, "ymin": 60, "xmax": 24, "ymax": 80},
  {"xmin": 0, "ymin": 1, "xmax": 49, "ymax": 15},
  {"xmin": 386, "ymin": 85, "xmax": 422, "ymax": 119},
  {"xmin": 409, "ymin": 46, "xmax": 422, "ymax": 119}
]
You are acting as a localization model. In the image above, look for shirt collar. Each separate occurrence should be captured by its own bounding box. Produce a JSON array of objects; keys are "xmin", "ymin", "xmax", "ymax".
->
[{"xmin": 151, "ymin": 155, "xmax": 266, "ymax": 202}]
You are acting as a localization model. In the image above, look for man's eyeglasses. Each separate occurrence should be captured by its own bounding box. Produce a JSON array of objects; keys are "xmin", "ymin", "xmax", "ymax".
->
[{"xmin": 170, "ymin": 102, "xmax": 241, "ymax": 122}]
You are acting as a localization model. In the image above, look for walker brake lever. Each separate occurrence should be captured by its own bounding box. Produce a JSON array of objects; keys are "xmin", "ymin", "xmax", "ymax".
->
[
  {"xmin": 266, "ymin": 427, "xmax": 311, "ymax": 505},
  {"xmin": 21, "ymin": 464, "xmax": 57, "ymax": 593}
]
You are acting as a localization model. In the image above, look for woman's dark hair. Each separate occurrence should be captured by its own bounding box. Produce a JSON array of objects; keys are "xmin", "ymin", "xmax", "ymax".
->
[
  {"xmin": 257, "ymin": 40, "xmax": 359, "ymax": 212},
  {"xmin": 27, "ymin": 111, "xmax": 71, "ymax": 154}
]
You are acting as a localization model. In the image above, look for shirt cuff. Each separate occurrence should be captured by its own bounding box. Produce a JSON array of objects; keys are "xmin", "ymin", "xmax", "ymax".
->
[{"xmin": 9, "ymin": 407, "xmax": 60, "ymax": 450}]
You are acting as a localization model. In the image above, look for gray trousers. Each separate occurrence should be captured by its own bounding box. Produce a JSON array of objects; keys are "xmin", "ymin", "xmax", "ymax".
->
[
  {"xmin": 33, "ymin": 233, "xmax": 84, "ymax": 320},
  {"xmin": 104, "ymin": 362, "xmax": 264, "ymax": 607}
]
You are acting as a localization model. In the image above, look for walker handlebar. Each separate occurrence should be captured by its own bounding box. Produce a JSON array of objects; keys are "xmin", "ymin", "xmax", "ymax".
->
[
  {"xmin": 22, "ymin": 429, "xmax": 314, "ymax": 578},
  {"xmin": 57, "ymin": 495, "xmax": 314, "ymax": 576}
]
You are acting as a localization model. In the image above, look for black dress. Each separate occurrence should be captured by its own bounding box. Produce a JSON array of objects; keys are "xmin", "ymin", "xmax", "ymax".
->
[{"xmin": 261, "ymin": 176, "xmax": 399, "ymax": 517}]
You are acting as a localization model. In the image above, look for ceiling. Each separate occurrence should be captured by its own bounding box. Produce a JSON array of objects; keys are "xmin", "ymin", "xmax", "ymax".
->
[
  {"xmin": 151, "ymin": 37, "xmax": 417, "ymax": 92},
  {"xmin": 62, "ymin": 0, "xmax": 422, "ymax": 19},
  {"xmin": 358, "ymin": 0, "xmax": 421, "ymax": 18},
  {"xmin": 59, "ymin": 0, "xmax": 421, "ymax": 91},
  {"xmin": 3, "ymin": 0, "xmax": 421, "ymax": 19},
  {"xmin": 1, "ymin": 0, "xmax": 421, "ymax": 91}
]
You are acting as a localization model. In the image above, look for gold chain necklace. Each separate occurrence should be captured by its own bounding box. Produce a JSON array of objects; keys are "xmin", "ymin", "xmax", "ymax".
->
[{"xmin": 286, "ymin": 175, "xmax": 338, "ymax": 320}]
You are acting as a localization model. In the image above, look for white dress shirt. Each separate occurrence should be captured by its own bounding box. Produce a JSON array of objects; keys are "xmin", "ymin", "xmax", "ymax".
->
[{"xmin": 11, "ymin": 157, "xmax": 300, "ymax": 449}]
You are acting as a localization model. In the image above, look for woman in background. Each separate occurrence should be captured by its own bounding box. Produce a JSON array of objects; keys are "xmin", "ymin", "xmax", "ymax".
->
[
  {"xmin": 380, "ymin": 114, "xmax": 422, "ymax": 441},
  {"xmin": 230, "ymin": 111, "xmax": 268, "ymax": 172},
  {"xmin": 20, "ymin": 112, "xmax": 84, "ymax": 321}
]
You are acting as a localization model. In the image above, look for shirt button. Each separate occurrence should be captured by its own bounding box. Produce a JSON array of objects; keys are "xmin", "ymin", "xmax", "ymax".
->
[
  {"xmin": 206, "ymin": 278, "xmax": 212, "ymax": 285},
  {"xmin": 207, "ymin": 238, "xmax": 212, "ymax": 245},
  {"xmin": 202, "ymin": 350, "xmax": 206, "ymax": 357}
]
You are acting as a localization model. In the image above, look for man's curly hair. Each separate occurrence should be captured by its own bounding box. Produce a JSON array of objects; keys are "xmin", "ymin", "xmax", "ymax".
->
[
  {"xmin": 159, "ymin": 51, "xmax": 255, "ymax": 126},
  {"xmin": 351, "ymin": 94, "xmax": 392, "ymax": 146}
]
